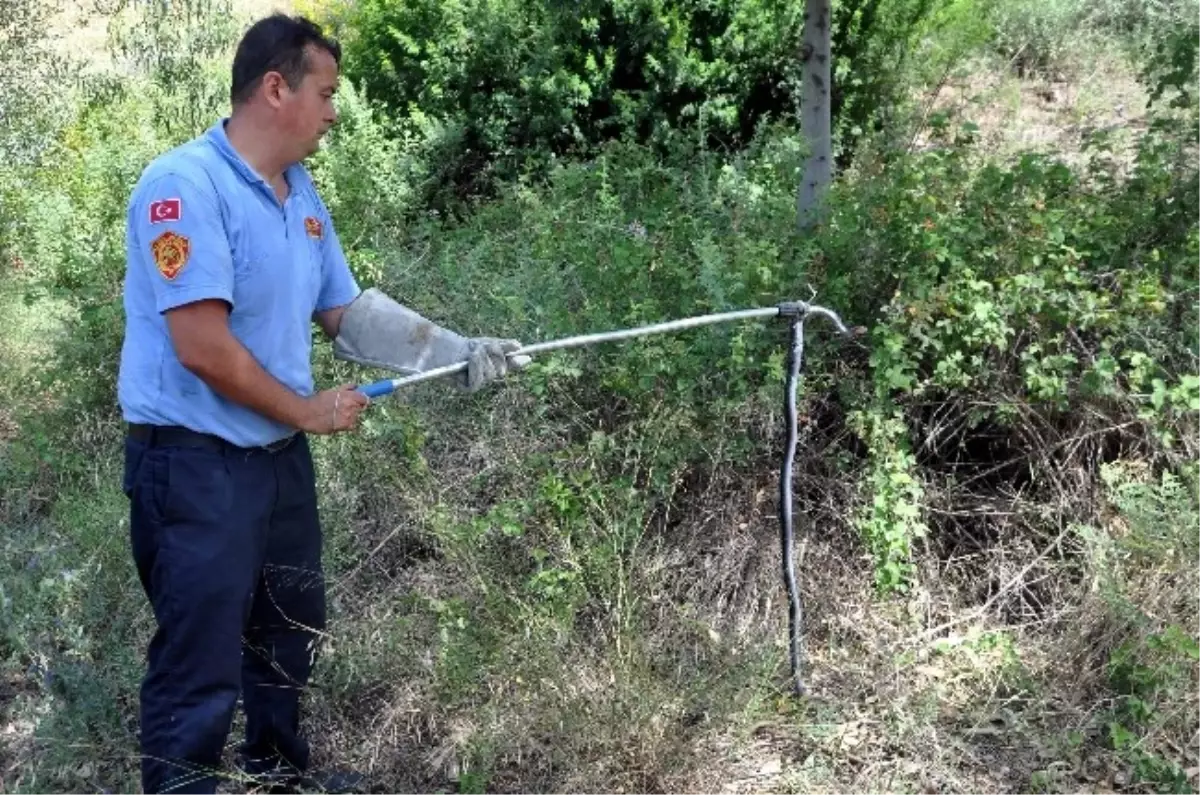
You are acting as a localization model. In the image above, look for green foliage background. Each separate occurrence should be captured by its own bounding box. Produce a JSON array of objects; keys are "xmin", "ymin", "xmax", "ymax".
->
[
  {"xmin": 330, "ymin": 0, "xmax": 951, "ymax": 202},
  {"xmin": 0, "ymin": 0, "xmax": 1197, "ymax": 791}
]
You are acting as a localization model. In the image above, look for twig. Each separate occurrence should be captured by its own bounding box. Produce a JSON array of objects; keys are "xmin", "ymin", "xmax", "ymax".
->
[
  {"xmin": 908, "ymin": 522, "xmax": 1072, "ymax": 646},
  {"xmin": 330, "ymin": 521, "xmax": 410, "ymax": 596}
]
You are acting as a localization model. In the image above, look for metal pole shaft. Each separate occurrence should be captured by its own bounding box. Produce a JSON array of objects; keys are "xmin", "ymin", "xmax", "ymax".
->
[{"xmin": 356, "ymin": 303, "xmax": 846, "ymax": 398}]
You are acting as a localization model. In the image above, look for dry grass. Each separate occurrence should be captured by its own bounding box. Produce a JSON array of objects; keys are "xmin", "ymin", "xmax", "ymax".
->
[
  {"xmin": 659, "ymin": 477, "xmax": 1198, "ymax": 795},
  {"xmin": 910, "ymin": 48, "xmax": 1151, "ymax": 170},
  {"xmin": 286, "ymin": 362, "xmax": 1198, "ymax": 795}
]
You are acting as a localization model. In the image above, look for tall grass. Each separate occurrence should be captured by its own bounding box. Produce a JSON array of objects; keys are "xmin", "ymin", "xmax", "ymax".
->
[{"xmin": 1, "ymin": 1, "xmax": 1196, "ymax": 793}]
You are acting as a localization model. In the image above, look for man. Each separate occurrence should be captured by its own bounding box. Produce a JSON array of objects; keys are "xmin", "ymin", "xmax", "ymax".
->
[{"xmin": 117, "ymin": 14, "xmax": 523, "ymax": 794}]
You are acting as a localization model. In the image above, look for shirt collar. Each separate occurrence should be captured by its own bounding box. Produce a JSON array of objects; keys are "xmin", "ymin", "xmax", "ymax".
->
[{"xmin": 204, "ymin": 118, "xmax": 310, "ymax": 196}]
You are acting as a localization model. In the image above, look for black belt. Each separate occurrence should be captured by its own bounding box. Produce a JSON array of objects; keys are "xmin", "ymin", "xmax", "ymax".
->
[{"xmin": 127, "ymin": 423, "xmax": 298, "ymax": 454}]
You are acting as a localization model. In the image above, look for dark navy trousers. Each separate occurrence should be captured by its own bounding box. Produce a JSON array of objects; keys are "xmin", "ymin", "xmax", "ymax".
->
[{"xmin": 123, "ymin": 428, "xmax": 327, "ymax": 793}]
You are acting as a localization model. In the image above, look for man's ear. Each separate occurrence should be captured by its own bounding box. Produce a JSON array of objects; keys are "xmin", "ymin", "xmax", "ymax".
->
[{"xmin": 260, "ymin": 71, "xmax": 288, "ymax": 108}]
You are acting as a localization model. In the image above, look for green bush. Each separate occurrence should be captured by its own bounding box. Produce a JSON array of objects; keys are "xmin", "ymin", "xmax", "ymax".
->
[
  {"xmin": 358, "ymin": 126, "xmax": 818, "ymax": 461},
  {"xmin": 1137, "ymin": 3, "xmax": 1199, "ymax": 112},
  {"xmin": 0, "ymin": 0, "xmax": 80, "ymax": 170},
  {"xmin": 947, "ymin": 0, "xmax": 1200, "ymax": 85},
  {"xmin": 3, "ymin": 0, "xmax": 1198, "ymax": 787},
  {"xmin": 1089, "ymin": 460, "xmax": 1198, "ymax": 794},
  {"xmin": 334, "ymin": 0, "xmax": 946, "ymax": 201},
  {"xmin": 310, "ymin": 75, "xmax": 1199, "ymax": 595},
  {"xmin": 814, "ymin": 108, "xmax": 1198, "ymax": 589},
  {"xmin": 305, "ymin": 80, "xmax": 433, "ymax": 272}
]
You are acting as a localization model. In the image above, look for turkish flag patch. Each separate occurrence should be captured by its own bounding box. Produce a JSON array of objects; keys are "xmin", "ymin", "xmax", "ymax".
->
[{"xmin": 149, "ymin": 198, "xmax": 181, "ymax": 225}]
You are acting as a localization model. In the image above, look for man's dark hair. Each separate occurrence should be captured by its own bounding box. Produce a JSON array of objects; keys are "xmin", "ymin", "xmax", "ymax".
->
[{"xmin": 230, "ymin": 14, "xmax": 341, "ymax": 106}]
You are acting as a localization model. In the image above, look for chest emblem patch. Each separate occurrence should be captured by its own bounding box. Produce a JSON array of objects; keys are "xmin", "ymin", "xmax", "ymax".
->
[
  {"xmin": 304, "ymin": 216, "xmax": 324, "ymax": 240},
  {"xmin": 151, "ymin": 231, "xmax": 190, "ymax": 281}
]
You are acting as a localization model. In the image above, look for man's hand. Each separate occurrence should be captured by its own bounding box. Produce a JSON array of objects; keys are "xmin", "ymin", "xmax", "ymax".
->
[
  {"xmin": 297, "ymin": 384, "xmax": 370, "ymax": 434},
  {"xmin": 166, "ymin": 299, "xmax": 369, "ymax": 434},
  {"xmin": 463, "ymin": 338, "xmax": 528, "ymax": 393},
  {"xmin": 331, "ymin": 289, "xmax": 534, "ymax": 392}
]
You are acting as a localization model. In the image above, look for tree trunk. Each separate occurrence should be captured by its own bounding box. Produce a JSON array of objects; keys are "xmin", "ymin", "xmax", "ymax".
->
[{"xmin": 797, "ymin": 0, "xmax": 833, "ymax": 232}]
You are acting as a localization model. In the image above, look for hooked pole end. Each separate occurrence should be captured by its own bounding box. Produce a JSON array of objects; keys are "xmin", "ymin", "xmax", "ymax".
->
[{"xmin": 776, "ymin": 300, "xmax": 851, "ymax": 336}]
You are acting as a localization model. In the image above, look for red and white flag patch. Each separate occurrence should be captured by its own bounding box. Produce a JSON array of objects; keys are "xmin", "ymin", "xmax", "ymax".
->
[{"xmin": 148, "ymin": 198, "xmax": 181, "ymax": 225}]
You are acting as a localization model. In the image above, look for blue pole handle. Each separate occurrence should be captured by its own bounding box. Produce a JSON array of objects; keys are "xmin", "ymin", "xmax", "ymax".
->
[{"xmin": 356, "ymin": 379, "xmax": 396, "ymax": 399}]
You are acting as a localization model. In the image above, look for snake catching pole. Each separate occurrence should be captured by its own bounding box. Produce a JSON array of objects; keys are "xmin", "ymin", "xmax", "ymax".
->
[{"xmin": 354, "ymin": 299, "xmax": 853, "ymax": 696}]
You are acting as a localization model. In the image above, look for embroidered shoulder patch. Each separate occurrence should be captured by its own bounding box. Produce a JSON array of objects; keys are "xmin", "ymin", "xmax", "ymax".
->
[
  {"xmin": 149, "ymin": 198, "xmax": 181, "ymax": 224},
  {"xmin": 151, "ymin": 230, "xmax": 190, "ymax": 280},
  {"xmin": 304, "ymin": 216, "xmax": 324, "ymax": 240}
]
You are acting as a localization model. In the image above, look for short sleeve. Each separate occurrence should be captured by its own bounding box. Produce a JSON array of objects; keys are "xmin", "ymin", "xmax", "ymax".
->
[
  {"xmin": 129, "ymin": 172, "xmax": 234, "ymax": 314},
  {"xmin": 313, "ymin": 197, "xmax": 361, "ymax": 311}
]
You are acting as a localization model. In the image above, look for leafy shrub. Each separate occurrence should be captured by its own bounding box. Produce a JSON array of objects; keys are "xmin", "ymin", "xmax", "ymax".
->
[
  {"xmin": 11, "ymin": 87, "xmax": 181, "ymax": 421},
  {"xmin": 828, "ymin": 0, "xmax": 949, "ymax": 162},
  {"xmin": 104, "ymin": 0, "xmax": 244, "ymax": 144},
  {"xmin": 6, "ymin": 0, "xmax": 247, "ymax": 424},
  {"xmin": 1137, "ymin": 2, "xmax": 1199, "ymax": 111},
  {"xmin": 0, "ymin": 0, "xmax": 80, "ymax": 170},
  {"xmin": 985, "ymin": 0, "xmax": 1096, "ymax": 77},
  {"xmin": 813, "ymin": 107, "xmax": 1198, "ymax": 589},
  {"xmin": 305, "ymin": 79, "xmax": 432, "ymax": 273},
  {"xmin": 360, "ymin": 126, "xmax": 818, "ymax": 459},
  {"xmin": 1085, "ymin": 460, "xmax": 1199, "ymax": 793},
  {"xmin": 952, "ymin": 0, "xmax": 1200, "ymax": 86},
  {"xmin": 328, "ymin": 81, "xmax": 1198, "ymax": 595},
  {"xmin": 333, "ymin": 0, "xmax": 946, "ymax": 201}
]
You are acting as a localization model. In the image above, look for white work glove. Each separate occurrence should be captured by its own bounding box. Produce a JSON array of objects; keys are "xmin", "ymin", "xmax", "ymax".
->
[
  {"xmin": 463, "ymin": 338, "xmax": 528, "ymax": 393},
  {"xmin": 333, "ymin": 288, "xmax": 531, "ymax": 392}
]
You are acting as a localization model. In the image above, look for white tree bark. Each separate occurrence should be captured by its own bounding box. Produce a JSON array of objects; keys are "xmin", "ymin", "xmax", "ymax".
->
[{"xmin": 797, "ymin": 0, "xmax": 832, "ymax": 232}]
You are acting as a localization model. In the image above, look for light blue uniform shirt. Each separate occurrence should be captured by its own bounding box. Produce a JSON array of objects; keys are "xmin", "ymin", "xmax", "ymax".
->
[{"xmin": 117, "ymin": 118, "xmax": 361, "ymax": 447}]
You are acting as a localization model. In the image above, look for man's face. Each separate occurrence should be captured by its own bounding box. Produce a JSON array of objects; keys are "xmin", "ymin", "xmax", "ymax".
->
[{"xmin": 278, "ymin": 44, "xmax": 339, "ymax": 160}]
